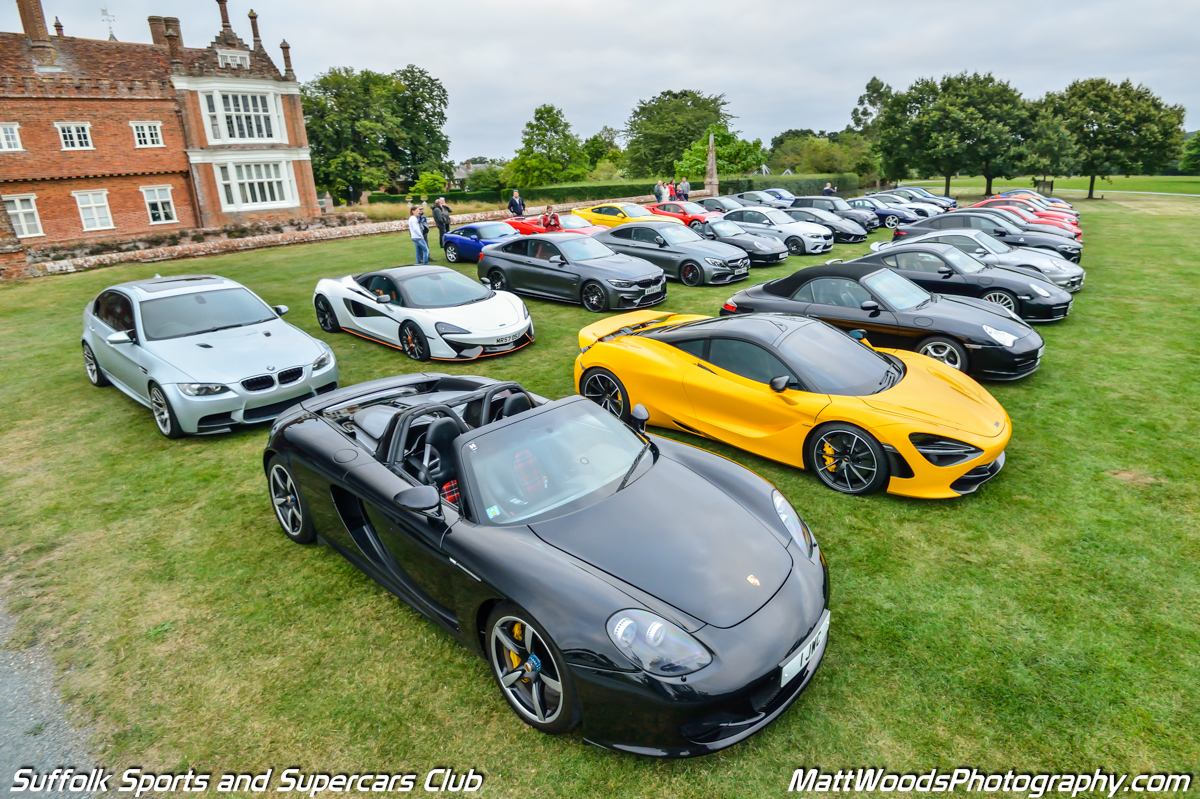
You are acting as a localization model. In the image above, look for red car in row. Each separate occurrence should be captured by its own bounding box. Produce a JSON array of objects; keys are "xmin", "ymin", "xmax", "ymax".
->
[
  {"xmin": 644, "ymin": 201, "xmax": 724, "ymax": 229},
  {"xmin": 969, "ymin": 200, "xmax": 1082, "ymax": 241},
  {"xmin": 505, "ymin": 214, "xmax": 607, "ymax": 235}
]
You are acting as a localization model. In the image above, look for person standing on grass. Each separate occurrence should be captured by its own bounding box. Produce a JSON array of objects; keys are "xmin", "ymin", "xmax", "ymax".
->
[
  {"xmin": 417, "ymin": 206, "xmax": 430, "ymax": 242},
  {"xmin": 409, "ymin": 206, "xmax": 430, "ymax": 264},
  {"xmin": 432, "ymin": 197, "xmax": 452, "ymax": 249},
  {"xmin": 668, "ymin": 179, "xmax": 677, "ymax": 201},
  {"xmin": 508, "ymin": 190, "xmax": 526, "ymax": 217},
  {"xmin": 653, "ymin": 181, "xmax": 664, "ymax": 204},
  {"xmin": 679, "ymin": 178, "xmax": 690, "ymax": 201},
  {"xmin": 541, "ymin": 205, "xmax": 563, "ymax": 232},
  {"xmin": 823, "ymin": 182, "xmax": 837, "ymax": 196}
]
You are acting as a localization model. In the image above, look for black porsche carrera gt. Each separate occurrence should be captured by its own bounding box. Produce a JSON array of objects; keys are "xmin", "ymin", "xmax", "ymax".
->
[
  {"xmin": 720, "ymin": 263, "xmax": 1045, "ymax": 380},
  {"xmin": 263, "ymin": 374, "xmax": 830, "ymax": 757}
]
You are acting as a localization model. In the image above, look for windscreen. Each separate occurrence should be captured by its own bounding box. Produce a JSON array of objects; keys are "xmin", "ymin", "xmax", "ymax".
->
[
  {"xmin": 777, "ymin": 322, "xmax": 900, "ymax": 397},
  {"xmin": 940, "ymin": 248, "xmax": 986, "ymax": 274},
  {"xmin": 559, "ymin": 237, "xmax": 614, "ymax": 261},
  {"xmin": 464, "ymin": 401, "xmax": 648, "ymax": 524},
  {"xmin": 764, "ymin": 209, "xmax": 797, "ymax": 225},
  {"xmin": 140, "ymin": 287, "xmax": 276, "ymax": 341},
  {"xmin": 660, "ymin": 225, "xmax": 703, "ymax": 245},
  {"xmin": 710, "ymin": 220, "xmax": 745, "ymax": 237},
  {"xmin": 861, "ymin": 269, "xmax": 931, "ymax": 311},
  {"xmin": 558, "ymin": 214, "xmax": 592, "ymax": 229},
  {"xmin": 805, "ymin": 208, "xmax": 842, "ymax": 222},
  {"xmin": 770, "ymin": 189, "xmax": 796, "ymax": 199},
  {"xmin": 975, "ymin": 231, "xmax": 1011, "ymax": 253},
  {"xmin": 401, "ymin": 271, "xmax": 490, "ymax": 307},
  {"xmin": 678, "ymin": 202, "xmax": 709, "ymax": 214},
  {"xmin": 828, "ymin": 198, "xmax": 851, "ymax": 210},
  {"xmin": 621, "ymin": 204, "xmax": 656, "ymax": 218},
  {"xmin": 477, "ymin": 222, "xmax": 518, "ymax": 239}
]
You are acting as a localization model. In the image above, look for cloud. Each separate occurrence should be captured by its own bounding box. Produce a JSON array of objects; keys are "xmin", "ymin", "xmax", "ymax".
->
[{"xmin": 7, "ymin": 0, "xmax": 1195, "ymax": 161}]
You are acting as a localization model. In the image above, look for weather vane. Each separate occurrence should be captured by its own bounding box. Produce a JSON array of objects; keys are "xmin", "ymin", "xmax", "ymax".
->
[{"xmin": 100, "ymin": 6, "xmax": 116, "ymax": 39}]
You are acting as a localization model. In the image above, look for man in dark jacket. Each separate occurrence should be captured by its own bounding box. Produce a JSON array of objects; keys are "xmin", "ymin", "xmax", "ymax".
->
[
  {"xmin": 822, "ymin": 182, "xmax": 838, "ymax": 196},
  {"xmin": 432, "ymin": 197, "xmax": 453, "ymax": 248},
  {"xmin": 508, "ymin": 190, "xmax": 526, "ymax": 217}
]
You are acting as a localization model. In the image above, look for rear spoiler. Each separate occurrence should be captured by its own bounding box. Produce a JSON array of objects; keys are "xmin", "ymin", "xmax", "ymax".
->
[{"xmin": 577, "ymin": 311, "xmax": 680, "ymax": 349}]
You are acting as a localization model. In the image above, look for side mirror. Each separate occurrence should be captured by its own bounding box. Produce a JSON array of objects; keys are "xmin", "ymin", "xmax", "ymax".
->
[
  {"xmin": 273, "ymin": 304, "xmax": 290, "ymax": 315},
  {"xmin": 860, "ymin": 301, "xmax": 880, "ymax": 312},
  {"xmin": 631, "ymin": 404, "xmax": 649, "ymax": 433},
  {"xmin": 654, "ymin": 236, "xmax": 666, "ymax": 247},
  {"xmin": 373, "ymin": 294, "xmax": 391, "ymax": 304},
  {"xmin": 974, "ymin": 248, "xmax": 986, "ymax": 255},
  {"xmin": 480, "ymin": 277, "xmax": 492, "ymax": 288},
  {"xmin": 394, "ymin": 485, "xmax": 441, "ymax": 512},
  {"xmin": 994, "ymin": 229, "xmax": 1005, "ymax": 236},
  {"xmin": 848, "ymin": 329, "xmax": 867, "ymax": 340},
  {"xmin": 549, "ymin": 255, "xmax": 564, "ymax": 264},
  {"xmin": 937, "ymin": 266, "xmax": 953, "ymax": 276},
  {"xmin": 769, "ymin": 375, "xmax": 790, "ymax": 393},
  {"xmin": 106, "ymin": 331, "xmax": 132, "ymax": 345},
  {"xmin": 702, "ymin": 231, "xmax": 715, "ymax": 239},
  {"xmin": 469, "ymin": 234, "xmax": 479, "ymax": 240},
  {"xmin": 825, "ymin": 258, "xmax": 844, "ymax": 265}
]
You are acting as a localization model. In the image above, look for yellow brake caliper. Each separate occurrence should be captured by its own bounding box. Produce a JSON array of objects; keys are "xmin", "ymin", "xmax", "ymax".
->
[{"xmin": 821, "ymin": 441, "xmax": 837, "ymax": 472}]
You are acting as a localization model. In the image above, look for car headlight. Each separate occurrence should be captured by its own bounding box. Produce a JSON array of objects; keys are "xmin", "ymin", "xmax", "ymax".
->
[
  {"xmin": 704, "ymin": 257, "xmax": 725, "ymax": 268},
  {"xmin": 1030, "ymin": 283, "xmax": 1051, "ymax": 298},
  {"xmin": 754, "ymin": 241, "xmax": 769, "ymax": 250},
  {"xmin": 177, "ymin": 383, "xmax": 230, "ymax": 396},
  {"xmin": 521, "ymin": 302, "xmax": 530, "ymax": 319},
  {"xmin": 1057, "ymin": 244, "xmax": 1079, "ymax": 252},
  {"xmin": 982, "ymin": 324, "xmax": 1018, "ymax": 347},
  {"xmin": 772, "ymin": 490, "xmax": 814, "ymax": 557},
  {"xmin": 908, "ymin": 433, "xmax": 983, "ymax": 467},
  {"xmin": 607, "ymin": 279, "xmax": 634, "ymax": 289},
  {"xmin": 312, "ymin": 346, "xmax": 333, "ymax": 370},
  {"xmin": 606, "ymin": 609, "xmax": 712, "ymax": 676},
  {"xmin": 435, "ymin": 322, "xmax": 470, "ymax": 336}
]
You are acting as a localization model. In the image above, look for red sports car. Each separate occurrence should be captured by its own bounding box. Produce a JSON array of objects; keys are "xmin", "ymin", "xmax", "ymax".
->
[
  {"xmin": 645, "ymin": 201, "xmax": 723, "ymax": 229},
  {"xmin": 978, "ymin": 204, "xmax": 1082, "ymax": 240},
  {"xmin": 505, "ymin": 214, "xmax": 607, "ymax": 235},
  {"xmin": 972, "ymin": 198, "xmax": 1080, "ymax": 227}
]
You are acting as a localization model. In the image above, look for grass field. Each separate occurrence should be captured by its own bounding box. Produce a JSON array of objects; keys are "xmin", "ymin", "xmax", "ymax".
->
[
  {"xmin": 1, "ymin": 193, "xmax": 1198, "ymax": 796},
  {"xmin": 905, "ymin": 175, "xmax": 1200, "ymax": 197}
]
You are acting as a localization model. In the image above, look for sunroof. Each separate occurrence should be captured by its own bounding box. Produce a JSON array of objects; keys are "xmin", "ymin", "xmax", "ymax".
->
[{"xmin": 134, "ymin": 276, "xmax": 223, "ymax": 293}]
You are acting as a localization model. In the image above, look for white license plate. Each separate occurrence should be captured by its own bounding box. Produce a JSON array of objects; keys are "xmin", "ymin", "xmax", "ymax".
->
[
  {"xmin": 777, "ymin": 253, "xmax": 788, "ymax": 261},
  {"xmin": 495, "ymin": 332, "xmax": 522, "ymax": 345},
  {"xmin": 734, "ymin": 267, "xmax": 748, "ymax": 275},
  {"xmin": 781, "ymin": 612, "xmax": 830, "ymax": 687}
]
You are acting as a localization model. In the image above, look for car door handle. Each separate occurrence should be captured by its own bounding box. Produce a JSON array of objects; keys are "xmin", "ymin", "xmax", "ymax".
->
[
  {"xmin": 696, "ymin": 363, "xmax": 715, "ymax": 374},
  {"xmin": 523, "ymin": 260, "xmax": 534, "ymax": 264}
]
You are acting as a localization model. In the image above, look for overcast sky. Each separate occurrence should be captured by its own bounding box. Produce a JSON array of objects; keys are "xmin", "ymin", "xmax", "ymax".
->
[{"xmin": 6, "ymin": 0, "xmax": 1196, "ymax": 162}]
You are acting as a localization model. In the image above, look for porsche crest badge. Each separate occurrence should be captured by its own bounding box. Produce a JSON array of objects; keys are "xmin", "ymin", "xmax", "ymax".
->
[{"xmin": 747, "ymin": 575, "xmax": 760, "ymax": 586}]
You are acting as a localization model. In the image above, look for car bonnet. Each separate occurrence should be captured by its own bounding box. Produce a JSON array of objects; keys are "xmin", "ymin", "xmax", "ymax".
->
[
  {"xmin": 529, "ymin": 456, "xmax": 791, "ymax": 628},
  {"xmin": 144, "ymin": 318, "xmax": 323, "ymax": 383},
  {"xmin": 862, "ymin": 357, "xmax": 1008, "ymax": 438},
  {"xmin": 416, "ymin": 292, "xmax": 524, "ymax": 333}
]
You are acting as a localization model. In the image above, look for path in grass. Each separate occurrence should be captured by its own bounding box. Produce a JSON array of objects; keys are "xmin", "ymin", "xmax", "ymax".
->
[{"xmin": 0, "ymin": 195, "xmax": 1197, "ymax": 797}]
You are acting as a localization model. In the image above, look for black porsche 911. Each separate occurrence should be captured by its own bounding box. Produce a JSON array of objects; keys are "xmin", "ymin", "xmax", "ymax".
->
[
  {"xmin": 263, "ymin": 373, "xmax": 830, "ymax": 757},
  {"xmin": 849, "ymin": 243, "xmax": 1074, "ymax": 321},
  {"xmin": 720, "ymin": 263, "xmax": 1045, "ymax": 380}
]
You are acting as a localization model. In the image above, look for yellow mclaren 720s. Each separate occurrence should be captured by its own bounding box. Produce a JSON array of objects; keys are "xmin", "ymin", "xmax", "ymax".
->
[{"xmin": 574, "ymin": 310, "xmax": 1012, "ymax": 499}]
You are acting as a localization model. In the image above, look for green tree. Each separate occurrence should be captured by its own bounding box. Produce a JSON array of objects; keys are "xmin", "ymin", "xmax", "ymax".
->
[
  {"xmin": 1047, "ymin": 78, "xmax": 1186, "ymax": 198},
  {"xmin": 465, "ymin": 165, "xmax": 504, "ymax": 192},
  {"xmin": 409, "ymin": 171, "xmax": 445, "ymax": 195},
  {"xmin": 770, "ymin": 128, "xmax": 817, "ymax": 152},
  {"xmin": 1019, "ymin": 111, "xmax": 1079, "ymax": 182},
  {"xmin": 582, "ymin": 126, "xmax": 622, "ymax": 169},
  {"xmin": 941, "ymin": 73, "xmax": 1027, "ymax": 196},
  {"xmin": 504, "ymin": 105, "xmax": 589, "ymax": 187},
  {"xmin": 674, "ymin": 123, "xmax": 767, "ymax": 178},
  {"xmin": 388, "ymin": 65, "xmax": 451, "ymax": 178},
  {"xmin": 623, "ymin": 90, "xmax": 731, "ymax": 178},
  {"xmin": 850, "ymin": 77, "xmax": 893, "ymax": 140},
  {"xmin": 768, "ymin": 132, "xmax": 875, "ymax": 177},
  {"xmin": 1180, "ymin": 134, "xmax": 1200, "ymax": 175}
]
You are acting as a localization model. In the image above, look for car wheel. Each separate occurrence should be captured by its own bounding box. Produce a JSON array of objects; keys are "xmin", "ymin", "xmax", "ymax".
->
[
  {"xmin": 266, "ymin": 455, "xmax": 317, "ymax": 544},
  {"xmin": 581, "ymin": 281, "xmax": 609, "ymax": 313},
  {"xmin": 445, "ymin": 243, "xmax": 460, "ymax": 263},
  {"xmin": 487, "ymin": 603, "xmax": 580, "ymax": 735},
  {"xmin": 981, "ymin": 289, "xmax": 1019, "ymax": 313},
  {"xmin": 917, "ymin": 336, "xmax": 970, "ymax": 371},
  {"xmin": 148, "ymin": 382, "xmax": 185, "ymax": 439},
  {"xmin": 688, "ymin": 220, "xmax": 704, "ymax": 231},
  {"xmin": 680, "ymin": 262, "xmax": 703, "ymax": 287},
  {"xmin": 884, "ymin": 215, "xmax": 900, "ymax": 229},
  {"xmin": 580, "ymin": 367, "xmax": 630, "ymax": 422},
  {"xmin": 487, "ymin": 268, "xmax": 508, "ymax": 291},
  {"xmin": 82, "ymin": 342, "xmax": 110, "ymax": 387},
  {"xmin": 805, "ymin": 423, "xmax": 890, "ymax": 495},
  {"xmin": 399, "ymin": 321, "xmax": 431, "ymax": 361},
  {"xmin": 314, "ymin": 294, "xmax": 341, "ymax": 333},
  {"xmin": 785, "ymin": 237, "xmax": 805, "ymax": 255}
]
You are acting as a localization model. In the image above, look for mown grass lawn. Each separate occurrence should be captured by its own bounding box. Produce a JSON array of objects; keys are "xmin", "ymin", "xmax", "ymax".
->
[
  {"xmin": 1, "ymin": 194, "xmax": 1197, "ymax": 796},
  {"xmin": 906, "ymin": 175, "xmax": 1200, "ymax": 197}
]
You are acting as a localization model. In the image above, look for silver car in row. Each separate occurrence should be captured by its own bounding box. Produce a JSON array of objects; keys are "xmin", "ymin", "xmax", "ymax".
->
[
  {"xmin": 82, "ymin": 275, "xmax": 338, "ymax": 438},
  {"xmin": 715, "ymin": 206, "xmax": 834, "ymax": 255}
]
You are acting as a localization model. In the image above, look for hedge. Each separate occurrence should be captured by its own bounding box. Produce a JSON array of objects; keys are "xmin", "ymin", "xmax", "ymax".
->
[{"xmin": 715, "ymin": 173, "xmax": 861, "ymax": 197}]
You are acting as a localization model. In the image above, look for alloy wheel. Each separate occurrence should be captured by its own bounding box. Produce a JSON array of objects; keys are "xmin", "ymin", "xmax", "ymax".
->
[
  {"xmin": 269, "ymin": 464, "xmax": 305, "ymax": 536},
  {"xmin": 918, "ymin": 341, "xmax": 964, "ymax": 370},
  {"xmin": 488, "ymin": 268, "xmax": 507, "ymax": 291},
  {"xmin": 445, "ymin": 244, "xmax": 459, "ymax": 263},
  {"xmin": 884, "ymin": 215, "xmax": 899, "ymax": 229},
  {"xmin": 786, "ymin": 237, "xmax": 804, "ymax": 255},
  {"xmin": 83, "ymin": 346, "xmax": 99, "ymax": 383},
  {"xmin": 400, "ymin": 324, "xmax": 426, "ymax": 360},
  {"xmin": 814, "ymin": 430, "xmax": 879, "ymax": 493},
  {"xmin": 489, "ymin": 615, "xmax": 565, "ymax": 725},
  {"xmin": 582, "ymin": 283, "xmax": 606, "ymax": 312},
  {"xmin": 150, "ymin": 386, "xmax": 172, "ymax": 435},
  {"xmin": 314, "ymin": 296, "xmax": 338, "ymax": 332},
  {"xmin": 681, "ymin": 264, "xmax": 702, "ymax": 287},
  {"xmin": 981, "ymin": 290, "xmax": 1017, "ymax": 312},
  {"xmin": 582, "ymin": 372, "xmax": 624, "ymax": 418}
]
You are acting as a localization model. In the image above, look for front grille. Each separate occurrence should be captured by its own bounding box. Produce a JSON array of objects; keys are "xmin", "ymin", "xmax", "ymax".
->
[
  {"xmin": 635, "ymin": 277, "xmax": 659, "ymax": 288},
  {"xmin": 277, "ymin": 366, "xmax": 304, "ymax": 385},
  {"xmin": 197, "ymin": 412, "xmax": 235, "ymax": 429},
  {"xmin": 634, "ymin": 290, "xmax": 666, "ymax": 307},
  {"xmin": 732, "ymin": 258, "xmax": 750, "ymax": 268},
  {"xmin": 1050, "ymin": 303, "xmax": 1071, "ymax": 318},
  {"xmin": 244, "ymin": 393, "xmax": 311, "ymax": 422},
  {"xmin": 241, "ymin": 375, "xmax": 275, "ymax": 392},
  {"xmin": 315, "ymin": 381, "xmax": 339, "ymax": 395}
]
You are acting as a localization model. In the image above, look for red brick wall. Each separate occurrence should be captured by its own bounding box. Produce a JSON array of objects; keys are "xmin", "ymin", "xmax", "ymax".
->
[
  {"xmin": 3, "ymin": 172, "xmax": 196, "ymax": 245},
  {"xmin": 0, "ymin": 96, "xmax": 189, "ymax": 182}
]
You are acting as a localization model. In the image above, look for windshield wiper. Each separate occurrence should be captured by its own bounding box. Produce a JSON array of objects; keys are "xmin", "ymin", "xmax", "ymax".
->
[
  {"xmin": 195, "ymin": 322, "xmax": 249, "ymax": 334},
  {"xmin": 618, "ymin": 439, "xmax": 652, "ymax": 491}
]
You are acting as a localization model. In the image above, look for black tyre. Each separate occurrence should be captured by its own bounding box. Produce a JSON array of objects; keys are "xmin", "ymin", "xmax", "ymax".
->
[
  {"xmin": 314, "ymin": 294, "xmax": 341, "ymax": 333},
  {"xmin": 486, "ymin": 603, "xmax": 580, "ymax": 735},
  {"xmin": 805, "ymin": 422, "xmax": 890, "ymax": 495},
  {"xmin": 266, "ymin": 455, "xmax": 317, "ymax": 544},
  {"xmin": 679, "ymin": 261, "xmax": 704, "ymax": 287},
  {"xmin": 399, "ymin": 321, "xmax": 431, "ymax": 361},
  {"xmin": 82, "ymin": 342, "xmax": 110, "ymax": 387},
  {"xmin": 148, "ymin": 382, "xmax": 185, "ymax": 439},
  {"xmin": 487, "ymin": 268, "xmax": 508, "ymax": 291},
  {"xmin": 916, "ymin": 336, "xmax": 969, "ymax": 372},
  {"xmin": 581, "ymin": 281, "xmax": 609, "ymax": 313},
  {"xmin": 688, "ymin": 220, "xmax": 704, "ymax": 231},
  {"xmin": 980, "ymin": 289, "xmax": 1018, "ymax": 314},
  {"xmin": 884, "ymin": 215, "xmax": 900, "ymax": 229},
  {"xmin": 580, "ymin": 367, "xmax": 630, "ymax": 422},
  {"xmin": 785, "ymin": 237, "xmax": 805, "ymax": 256},
  {"xmin": 445, "ymin": 243, "xmax": 461, "ymax": 263}
]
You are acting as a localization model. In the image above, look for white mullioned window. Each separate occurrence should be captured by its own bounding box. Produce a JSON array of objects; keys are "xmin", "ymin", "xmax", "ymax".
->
[
  {"xmin": 217, "ymin": 50, "xmax": 251, "ymax": 69},
  {"xmin": 56, "ymin": 122, "xmax": 93, "ymax": 150},
  {"xmin": 199, "ymin": 91, "xmax": 278, "ymax": 141},
  {"xmin": 130, "ymin": 121, "xmax": 163, "ymax": 148},
  {"xmin": 217, "ymin": 162, "xmax": 290, "ymax": 208},
  {"xmin": 0, "ymin": 124, "xmax": 22, "ymax": 151},
  {"xmin": 72, "ymin": 190, "xmax": 114, "ymax": 231},
  {"xmin": 141, "ymin": 186, "xmax": 177, "ymax": 224},
  {"xmin": 2, "ymin": 194, "xmax": 43, "ymax": 237}
]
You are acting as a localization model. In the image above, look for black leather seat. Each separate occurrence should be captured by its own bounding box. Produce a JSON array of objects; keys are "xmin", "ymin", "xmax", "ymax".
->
[
  {"xmin": 416, "ymin": 417, "xmax": 460, "ymax": 486},
  {"xmin": 499, "ymin": 393, "xmax": 531, "ymax": 419}
]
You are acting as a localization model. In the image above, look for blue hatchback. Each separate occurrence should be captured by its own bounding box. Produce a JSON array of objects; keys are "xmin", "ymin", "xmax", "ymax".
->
[{"xmin": 443, "ymin": 221, "xmax": 520, "ymax": 263}]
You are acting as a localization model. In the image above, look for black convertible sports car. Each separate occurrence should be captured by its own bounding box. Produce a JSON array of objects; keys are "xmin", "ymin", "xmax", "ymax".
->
[
  {"xmin": 263, "ymin": 373, "xmax": 830, "ymax": 757},
  {"xmin": 696, "ymin": 218, "xmax": 791, "ymax": 266},
  {"xmin": 849, "ymin": 243, "xmax": 1074, "ymax": 321},
  {"xmin": 720, "ymin": 263, "xmax": 1045, "ymax": 380}
]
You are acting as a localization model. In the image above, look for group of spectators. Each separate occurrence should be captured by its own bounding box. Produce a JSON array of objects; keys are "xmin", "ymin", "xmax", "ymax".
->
[
  {"xmin": 406, "ymin": 197, "xmax": 455, "ymax": 265},
  {"xmin": 653, "ymin": 179, "xmax": 691, "ymax": 203}
]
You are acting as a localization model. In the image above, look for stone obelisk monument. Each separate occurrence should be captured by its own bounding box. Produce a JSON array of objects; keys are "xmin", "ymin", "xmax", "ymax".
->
[{"xmin": 704, "ymin": 132, "xmax": 719, "ymax": 197}]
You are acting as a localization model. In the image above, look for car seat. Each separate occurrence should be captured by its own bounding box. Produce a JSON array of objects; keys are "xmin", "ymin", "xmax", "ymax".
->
[{"xmin": 499, "ymin": 393, "xmax": 531, "ymax": 419}]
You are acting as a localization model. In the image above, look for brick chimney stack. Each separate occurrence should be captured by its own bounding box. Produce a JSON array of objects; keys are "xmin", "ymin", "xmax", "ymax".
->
[
  {"xmin": 248, "ymin": 10, "xmax": 261, "ymax": 47},
  {"xmin": 279, "ymin": 39, "xmax": 295, "ymax": 81},
  {"xmin": 148, "ymin": 16, "xmax": 167, "ymax": 46},
  {"xmin": 216, "ymin": 0, "xmax": 233, "ymax": 39},
  {"xmin": 53, "ymin": 16, "xmax": 63, "ymax": 36},
  {"xmin": 165, "ymin": 26, "xmax": 183, "ymax": 74},
  {"xmin": 15, "ymin": 0, "xmax": 57, "ymax": 65},
  {"xmin": 163, "ymin": 16, "xmax": 182, "ymax": 46}
]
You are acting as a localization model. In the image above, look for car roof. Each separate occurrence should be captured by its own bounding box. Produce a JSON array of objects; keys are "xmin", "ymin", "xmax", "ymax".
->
[
  {"xmin": 376, "ymin": 265, "xmax": 456, "ymax": 280},
  {"xmin": 518, "ymin": 232, "xmax": 586, "ymax": 241},
  {"xmin": 864, "ymin": 242, "xmax": 959, "ymax": 257},
  {"xmin": 610, "ymin": 218, "xmax": 685, "ymax": 229},
  {"xmin": 659, "ymin": 312, "xmax": 819, "ymax": 344},
  {"xmin": 761, "ymin": 263, "xmax": 885, "ymax": 297},
  {"xmin": 112, "ymin": 274, "xmax": 239, "ymax": 299}
]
